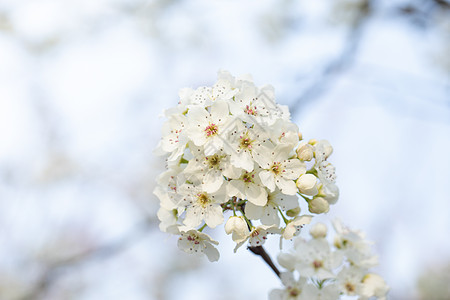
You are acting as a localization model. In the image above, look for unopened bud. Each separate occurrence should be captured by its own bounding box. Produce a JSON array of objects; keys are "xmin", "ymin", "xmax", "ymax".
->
[
  {"xmin": 308, "ymin": 197, "xmax": 330, "ymax": 214},
  {"xmin": 310, "ymin": 223, "xmax": 328, "ymax": 239},
  {"xmin": 296, "ymin": 174, "xmax": 318, "ymax": 196},
  {"xmin": 225, "ymin": 216, "xmax": 249, "ymax": 242},
  {"xmin": 286, "ymin": 206, "xmax": 301, "ymax": 217},
  {"xmin": 296, "ymin": 141, "xmax": 314, "ymax": 161}
]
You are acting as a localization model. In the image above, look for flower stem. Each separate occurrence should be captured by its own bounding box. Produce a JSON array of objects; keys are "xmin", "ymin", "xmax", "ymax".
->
[{"xmin": 198, "ymin": 224, "xmax": 207, "ymax": 232}]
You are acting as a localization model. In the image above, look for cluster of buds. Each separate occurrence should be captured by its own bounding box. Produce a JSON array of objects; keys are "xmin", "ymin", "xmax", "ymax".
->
[
  {"xmin": 154, "ymin": 71, "xmax": 339, "ymax": 261},
  {"xmin": 271, "ymin": 221, "xmax": 389, "ymax": 300}
]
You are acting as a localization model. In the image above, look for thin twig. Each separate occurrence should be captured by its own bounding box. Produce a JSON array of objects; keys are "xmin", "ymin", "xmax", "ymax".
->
[{"xmin": 248, "ymin": 246, "xmax": 281, "ymax": 278}]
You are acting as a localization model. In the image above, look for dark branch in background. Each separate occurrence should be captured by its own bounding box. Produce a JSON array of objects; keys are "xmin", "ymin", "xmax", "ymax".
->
[
  {"xmin": 248, "ymin": 246, "xmax": 281, "ymax": 278},
  {"xmin": 289, "ymin": 1, "xmax": 372, "ymax": 117},
  {"xmin": 18, "ymin": 218, "xmax": 153, "ymax": 300}
]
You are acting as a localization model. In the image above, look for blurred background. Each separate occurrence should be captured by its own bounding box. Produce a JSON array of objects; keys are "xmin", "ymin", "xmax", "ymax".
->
[{"xmin": 0, "ymin": 0, "xmax": 449, "ymax": 299}]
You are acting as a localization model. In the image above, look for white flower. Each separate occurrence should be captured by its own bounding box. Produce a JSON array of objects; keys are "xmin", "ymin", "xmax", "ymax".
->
[
  {"xmin": 296, "ymin": 174, "xmax": 318, "ymax": 196},
  {"xmin": 258, "ymin": 144, "xmax": 306, "ymax": 195},
  {"xmin": 333, "ymin": 220, "xmax": 378, "ymax": 268},
  {"xmin": 336, "ymin": 266, "xmax": 366, "ymax": 296},
  {"xmin": 319, "ymin": 183, "xmax": 339, "ymax": 205},
  {"xmin": 245, "ymin": 189, "xmax": 299, "ymax": 226},
  {"xmin": 282, "ymin": 215, "xmax": 313, "ymax": 240},
  {"xmin": 233, "ymin": 225, "xmax": 280, "ymax": 252},
  {"xmin": 183, "ymin": 148, "xmax": 241, "ymax": 193},
  {"xmin": 180, "ymin": 184, "xmax": 227, "ymax": 229},
  {"xmin": 269, "ymin": 119, "xmax": 300, "ymax": 148},
  {"xmin": 314, "ymin": 140, "xmax": 333, "ymax": 161},
  {"xmin": 229, "ymin": 82, "xmax": 282, "ymax": 127},
  {"xmin": 226, "ymin": 120, "xmax": 270, "ymax": 172},
  {"xmin": 157, "ymin": 207, "xmax": 179, "ymax": 234},
  {"xmin": 293, "ymin": 238, "xmax": 343, "ymax": 280},
  {"xmin": 186, "ymin": 100, "xmax": 232, "ymax": 156},
  {"xmin": 177, "ymin": 230, "xmax": 220, "ymax": 262},
  {"xmin": 155, "ymin": 113, "xmax": 189, "ymax": 161},
  {"xmin": 269, "ymin": 272, "xmax": 307, "ymax": 300},
  {"xmin": 227, "ymin": 168, "xmax": 268, "ymax": 206},
  {"xmin": 224, "ymin": 216, "xmax": 249, "ymax": 243},
  {"xmin": 360, "ymin": 273, "xmax": 389, "ymax": 300}
]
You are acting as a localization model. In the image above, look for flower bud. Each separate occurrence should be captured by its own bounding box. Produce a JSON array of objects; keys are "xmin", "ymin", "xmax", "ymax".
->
[
  {"xmin": 308, "ymin": 197, "xmax": 330, "ymax": 214},
  {"xmin": 296, "ymin": 141, "xmax": 314, "ymax": 161},
  {"xmin": 309, "ymin": 223, "xmax": 328, "ymax": 239},
  {"xmin": 286, "ymin": 206, "xmax": 301, "ymax": 217},
  {"xmin": 225, "ymin": 216, "xmax": 249, "ymax": 242},
  {"xmin": 296, "ymin": 174, "xmax": 318, "ymax": 196}
]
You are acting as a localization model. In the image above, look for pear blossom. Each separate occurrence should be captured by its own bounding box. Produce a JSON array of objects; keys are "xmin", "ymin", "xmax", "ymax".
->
[
  {"xmin": 186, "ymin": 100, "xmax": 233, "ymax": 156},
  {"xmin": 227, "ymin": 168, "xmax": 268, "ymax": 206},
  {"xmin": 276, "ymin": 222, "xmax": 388, "ymax": 299},
  {"xmin": 333, "ymin": 220, "xmax": 379, "ymax": 268},
  {"xmin": 282, "ymin": 215, "xmax": 313, "ymax": 240},
  {"xmin": 155, "ymin": 113, "xmax": 188, "ymax": 161},
  {"xmin": 258, "ymin": 144, "xmax": 306, "ymax": 195},
  {"xmin": 225, "ymin": 120, "xmax": 270, "ymax": 172},
  {"xmin": 177, "ymin": 230, "xmax": 220, "ymax": 262},
  {"xmin": 179, "ymin": 184, "xmax": 227, "ymax": 229},
  {"xmin": 335, "ymin": 266, "xmax": 366, "ymax": 296},
  {"xmin": 360, "ymin": 273, "xmax": 389, "ymax": 300},
  {"xmin": 183, "ymin": 148, "xmax": 241, "ymax": 193},
  {"xmin": 245, "ymin": 189, "xmax": 299, "ymax": 226},
  {"xmin": 293, "ymin": 238, "xmax": 343, "ymax": 280},
  {"xmin": 154, "ymin": 70, "xmax": 343, "ymax": 263},
  {"xmin": 269, "ymin": 119, "xmax": 300, "ymax": 148},
  {"xmin": 233, "ymin": 225, "xmax": 280, "ymax": 252},
  {"xmin": 269, "ymin": 272, "xmax": 307, "ymax": 300}
]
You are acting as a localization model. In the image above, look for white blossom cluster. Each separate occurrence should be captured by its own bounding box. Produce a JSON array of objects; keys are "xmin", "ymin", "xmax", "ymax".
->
[
  {"xmin": 154, "ymin": 70, "xmax": 339, "ymax": 261},
  {"xmin": 271, "ymin": 221, "xmax": 389, "ymax": 300}
]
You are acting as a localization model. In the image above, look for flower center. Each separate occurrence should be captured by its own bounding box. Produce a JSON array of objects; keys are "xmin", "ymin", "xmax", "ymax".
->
[
  {"xmin": 196, "ymin": 193, "xmax": 210, "ymax": 206},
  {"xmin": 345, "ymin": 282, "xmax": 355, "ymax": 293},
  {"xmin": 206, "ymin": 154, "xmax": 220, "ymax": 168},
  {"xmin": 245, "ymin": 105, "xmax": 257, "ymax": 116},
  {"xmin": 242, "ymin": 172, "xmax": 255, "ymax": 183},
  {"xmin": 289, "ymin": 288, "xmax": 300, "ymax": 297},
  {"xmin": 313, "ymin": 260, "xmax": 323, "ymax": 269},
  {"xmin": 270, "ymin": 162, "xmax": 282, "ymax": 175},
  {"xmin": 205, "ymin": 123, "xmax": 219, "ymax": 137},
  {"xmin": 239, "ymin": 135, "xmax": 253, "ymax": 149}
]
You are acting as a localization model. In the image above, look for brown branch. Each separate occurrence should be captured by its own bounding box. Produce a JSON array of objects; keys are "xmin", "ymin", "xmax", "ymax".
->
[{"xmin": 248, "ymin": 246, "xmax": 281, "ymax": 278}]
